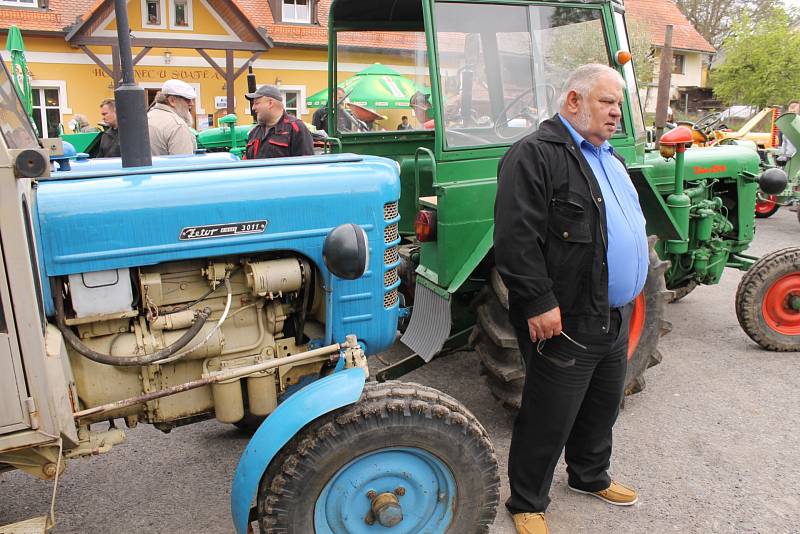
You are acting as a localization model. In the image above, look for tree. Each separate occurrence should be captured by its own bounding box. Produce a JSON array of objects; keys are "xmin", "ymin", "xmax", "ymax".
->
[
  {"xmin": 711, "ymin": 9, "xmax": 800, "ymax": 107},
  {"xmin": 676, "ymin": 0, "xmax": 786, "ymax": 48}
]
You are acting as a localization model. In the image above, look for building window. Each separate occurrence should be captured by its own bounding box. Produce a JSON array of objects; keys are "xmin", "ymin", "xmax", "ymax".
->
[
  {"xmin": 282, "ymin": 90, "xmax": 301, "ymax": 117},
  {"xmin": 142, "ymin": 0, "xmax": 166, "ymax": 28},
  {"xmin": 147, "ymin": 0, "xmax": 160, "ymax": 24},
  {"xmin": 283, "ymin": 0, "xmax": 310, "ymax": 23},
  {"xmin": 672, "ymin": 53, "xmax": 685, "ymax": 75},
  {"xmin": 170, "ymin": 0, "xmax": 193, "ymax": 30},
  {"xmin": 31, "ymin": 88, "xmax": 61, "ymax": 138},
  {"xmin": 0, "ymin": 0, "xmax": 37, "ymax": 7}
]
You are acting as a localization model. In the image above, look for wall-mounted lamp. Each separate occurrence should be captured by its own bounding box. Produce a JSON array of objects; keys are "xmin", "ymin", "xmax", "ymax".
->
[
  {"xmin": 274, "ymin": 77, "xmax": 282, "ymax": 86},
  {"xmin": 164, "ymin": 49, "xmax": 173, "ymax": 65}
]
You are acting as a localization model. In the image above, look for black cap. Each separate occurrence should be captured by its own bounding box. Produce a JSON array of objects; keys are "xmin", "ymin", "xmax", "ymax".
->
[{"xmin": 245, "ymin": 84, "xmax": 283, "ymax": 101}]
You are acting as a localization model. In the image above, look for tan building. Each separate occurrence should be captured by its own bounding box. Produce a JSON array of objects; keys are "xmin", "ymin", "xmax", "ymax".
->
[
  {"xmin": 0, "ymin": 0, "xmax": 420, "ymax": 136},
  {"xmin": 625, "ymin": 0, "xmax": 716, "ymax": 114}
]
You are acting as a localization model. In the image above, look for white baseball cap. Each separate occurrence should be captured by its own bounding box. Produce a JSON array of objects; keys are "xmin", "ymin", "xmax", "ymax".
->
[{"xmin": 161, "ymin": 79, "xmax": 197, "ymax": 100}]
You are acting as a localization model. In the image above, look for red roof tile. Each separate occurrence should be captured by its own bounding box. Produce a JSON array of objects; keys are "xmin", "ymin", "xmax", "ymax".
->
[
  {"xmin": 0, "ymin": 0, "xmax": 97, "ymax": 33},
  {"xmin": 625, "ymin": 0, "xmax": 715, "ymax": 53}
]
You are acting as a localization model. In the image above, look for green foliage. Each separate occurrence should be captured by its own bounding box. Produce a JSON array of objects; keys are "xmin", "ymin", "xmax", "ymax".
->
[{"xmin": 711, "ymin": 9, "xmax": 800, "ymax": 107}]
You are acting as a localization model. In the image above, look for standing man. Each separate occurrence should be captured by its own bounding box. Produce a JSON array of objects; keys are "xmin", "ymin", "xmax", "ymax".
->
[
  {"xmin": 494, "ymin": 63, "xmax": 648, "ymax": 534},
  {"xmin": 243, "ymin": 85, "xmax": 313, "ymax": 159},
  {"xmin": 96, "ymin": 99, "xmax": 120, "ymax": 158},
  {"xmin": 780, "ymin": 100, "xmax": 799, "ymax": 159},
  {"xmin": 397, "ymin": 116, "xmax": 412, "ymax": 130},
  {"xmin": 147, "ymin": 79, "xmax": 197, "ymax": 156}
]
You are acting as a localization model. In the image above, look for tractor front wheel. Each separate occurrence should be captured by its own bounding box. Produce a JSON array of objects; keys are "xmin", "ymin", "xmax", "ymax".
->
[
  {"xmin": 736, "ymin": 246, "xmax": 800, "ymax": 351},
  {"xmin": 256, "ymin": 382, "xmax": 499, "ymax": 533},
  {"xmin": 472, "ymin": 237, "xmax": 671, "ymax": 409},
  {"xmin": 755, "ymin": 194, "xmax": 780, "ymax": 218}
]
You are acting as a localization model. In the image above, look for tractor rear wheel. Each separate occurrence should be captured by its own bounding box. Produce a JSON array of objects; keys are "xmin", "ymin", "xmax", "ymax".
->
[
  {"xmin": 755, "ymin": 194, "xmax": 779, "ymax": 218},
  {"xmin": 472, "ymin": 238, "xmax": 671, "ymax": 410},
  {"xmin": 736, "ymin": 246, "xmax": 800, "ymax": 351},
  {"xmin": 256, "ymin": 381, "xmax": 499, "ymax": 533}
]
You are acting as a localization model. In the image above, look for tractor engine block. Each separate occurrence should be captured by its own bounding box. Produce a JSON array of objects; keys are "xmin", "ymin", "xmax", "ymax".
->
[{"xmin": 62, "ymin": 255, "xmax": 325, "ymax": 430}]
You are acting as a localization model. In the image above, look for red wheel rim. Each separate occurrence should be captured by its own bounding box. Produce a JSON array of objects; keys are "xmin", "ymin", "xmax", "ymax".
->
[
  {"xmin": 755, "ymin": 194, "xmax": 777, "ymax": 214},
  {"xmin": 761, "ymin": 273, "xmax": 800, "ymax": 335},
  {"xmin": 627, "ymin": 292, "xmax": 646, "ymax": 360}
]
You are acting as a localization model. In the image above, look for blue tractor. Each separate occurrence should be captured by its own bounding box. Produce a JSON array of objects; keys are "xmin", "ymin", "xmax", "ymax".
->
[{"xmin": 0, "ymin": 42, "xmax": 498, "ymax": 534}]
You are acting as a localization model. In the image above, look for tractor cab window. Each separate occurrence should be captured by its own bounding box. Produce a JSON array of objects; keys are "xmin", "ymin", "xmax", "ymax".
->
[
  {"xmin": 434, "ymin": 2, "xmax": 614, "ymax": 149},
  {"xmin": 0, "ymin": 59, "xmax": 38, "ymax": 150},
  {"xmin": 329, "ymin": 31, "xmax": 429, "ymax": 135}
]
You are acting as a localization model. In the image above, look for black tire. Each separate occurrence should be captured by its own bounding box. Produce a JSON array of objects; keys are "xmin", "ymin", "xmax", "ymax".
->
[
  {"xmin": 667, "ymin": 279, "xmax": 698, "ymax": 303},
  {"xmin": 735, "ymin": 246, "xmax": 800, "ymax": 351},
  {"xmin": 472, "ymin": 238, "xmax": 671, "ymax": 409},
  {"xmin": 256, "ymin": 381, "xmax": 500, "ymax": 533}
]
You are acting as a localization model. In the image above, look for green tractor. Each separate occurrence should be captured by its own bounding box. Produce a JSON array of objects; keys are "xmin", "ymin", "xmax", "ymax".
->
[{"xmin": 316, "ymin": 0, "xmax": 797, "ymax": 407}]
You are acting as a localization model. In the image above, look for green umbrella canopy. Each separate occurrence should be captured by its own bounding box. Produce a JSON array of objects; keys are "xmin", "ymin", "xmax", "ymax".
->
[
  {"xmin": 306, "ymin": 63, "xmax": 429, "ymax": 109},
  {"xmin": 5, "ymin": 25, "xmax": 33, "ymax": 117}
]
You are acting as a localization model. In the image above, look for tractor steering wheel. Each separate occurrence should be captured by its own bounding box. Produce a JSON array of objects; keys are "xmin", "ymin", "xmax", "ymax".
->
[
  {"xmin": 493, "ymin": 84, "xmax": 556, "ymax": 140},
  {"xmin": 692, "ymin": 112, "xmax": 724, "ymax": 136}
]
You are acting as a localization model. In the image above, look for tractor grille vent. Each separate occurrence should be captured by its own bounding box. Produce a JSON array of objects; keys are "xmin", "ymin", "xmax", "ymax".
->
[
  {"xmin": 384, "ymin": 201, "xmax": 399, "ymax": 221},
  {"xmin": 384, "ymin": 223, "xmax": 399, "ymax": 244},
  {"xmin": 384, "ymin": 246, "xmax": 399, "ymax": 265},
  {"xmin": 384, "ymin": 268, "xmax": 399, "ymax": 287},
  {"xmin": 384, "ymin": 288, "xmax": 399, "ymax": 308}
]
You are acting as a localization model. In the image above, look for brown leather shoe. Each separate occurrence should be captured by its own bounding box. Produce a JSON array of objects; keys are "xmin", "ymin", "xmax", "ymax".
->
[
  {"xmin": 569, "ymin": 480, "xmax": 638, "ymax": 506},
  {"xmin": 512, "ymin": 512, "xmax": 550, "ymax": 534}
]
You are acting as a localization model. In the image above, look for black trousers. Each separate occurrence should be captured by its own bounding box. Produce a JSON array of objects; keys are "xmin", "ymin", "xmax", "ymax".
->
[{"xmin": 506, "ymin": 305, "xmax": 631, "ymax": 514}]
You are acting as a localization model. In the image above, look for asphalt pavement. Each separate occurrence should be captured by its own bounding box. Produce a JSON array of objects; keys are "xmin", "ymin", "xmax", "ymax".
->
[{"xmin": 2, "ymin": 209, "xmax": 799, "ymax": 534}]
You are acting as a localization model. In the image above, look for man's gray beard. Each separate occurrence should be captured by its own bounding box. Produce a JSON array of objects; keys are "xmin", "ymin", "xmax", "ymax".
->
[{"xmin": 178, "ymin": 107, "xmax": 194, "ymax": 128}]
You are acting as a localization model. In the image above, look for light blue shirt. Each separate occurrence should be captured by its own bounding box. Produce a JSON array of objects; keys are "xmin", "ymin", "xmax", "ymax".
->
[{"xmin": 558, "ymin": 115, "xmax": 648, "ymax": 307}]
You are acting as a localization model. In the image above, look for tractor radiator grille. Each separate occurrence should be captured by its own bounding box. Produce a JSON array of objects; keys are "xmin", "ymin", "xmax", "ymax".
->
[
  {"xmin": 384, "ymin": 246, "xmax": 399, "ymax": 265},
  {"xmin": 384, "ymin": 201, "xmax": 399, "ymax": 221},
  {"xmin": 384, "ymin": 223, "xmax": 399, "ymax": 244},
  {"xmin": 384, "ymin": 288, "xmax": 399, "ymax": 308},
  {"xmin": 384, "ymin": 268, "xmax": 399, "ymax": 287}
]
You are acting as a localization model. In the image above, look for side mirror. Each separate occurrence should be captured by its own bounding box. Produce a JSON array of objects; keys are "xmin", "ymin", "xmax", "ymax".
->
[{"xmin": 323, "ymin": 223, "xmax": 369, "ymax": 280}]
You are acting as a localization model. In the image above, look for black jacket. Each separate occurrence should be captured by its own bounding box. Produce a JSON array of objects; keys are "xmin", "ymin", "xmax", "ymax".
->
[
  {"xmin": 96, "ymin": 127, "xmax": 120, "ymax": 158},
  {"xmin": 244, "ymin": 112, "xmax": 314, "ymax": 160},
  {"xmin": 494, "ymin": 115, "xmax": 614, "ymax": 335}
]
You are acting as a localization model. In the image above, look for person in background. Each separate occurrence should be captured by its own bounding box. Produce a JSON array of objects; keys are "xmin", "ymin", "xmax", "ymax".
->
[
  {"xmin": 147, "ymin": 79, "xmax": 197, "ymax": 156},
  {"xmin": 780, "ymin": 100, "xmax": 799, "ymax": 159},
  {"xmin": 397, "ymin": 116, "xmax": 412, "ymax": 130},
  {"xmin": 495, "ymin": 63, "xmax": 647, "ymax": 534},
  {"xmin": 69, "ymin": 114, "xmax": 99, "ymax": 134},
  {"xmin": 243, "ymin": 84, "xmax": 313, "ymax": 159},
  {"xmin": 96, "ymin": 99, "xmax": 120, "ymax": 158},
  {"xmin": 409, "ymin": 91, "xmax": 434, "ymax": 129}
]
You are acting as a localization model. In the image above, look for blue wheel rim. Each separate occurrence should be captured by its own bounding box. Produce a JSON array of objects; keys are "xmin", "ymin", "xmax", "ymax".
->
[{"xmin": 313, "ymin": 447, "xmax": 456, "ymax": 533}]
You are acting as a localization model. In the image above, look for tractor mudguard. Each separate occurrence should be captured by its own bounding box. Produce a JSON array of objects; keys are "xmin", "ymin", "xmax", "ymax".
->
[{"xmin": 230, "ymin": 367, "xmax": 367, "ymax": 534}]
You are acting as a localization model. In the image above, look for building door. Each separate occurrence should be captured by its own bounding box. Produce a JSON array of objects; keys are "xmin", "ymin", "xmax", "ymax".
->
[{"xmin": 0, "ymin": 234, "xmax": 32, "ymax": 433}]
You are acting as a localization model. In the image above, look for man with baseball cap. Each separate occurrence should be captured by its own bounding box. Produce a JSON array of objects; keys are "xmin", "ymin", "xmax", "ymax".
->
[
  {"xmin": 243, "ymin": 84, "xmax": 313, "ymax": 159},
  {"xmin": 148, "ymin": 79, "xmax": 198, "ymax": 156}
]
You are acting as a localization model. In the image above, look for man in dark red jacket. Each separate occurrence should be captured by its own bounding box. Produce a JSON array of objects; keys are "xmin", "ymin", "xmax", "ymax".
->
[{"xmin": 244, "ymin": 85, "xmax": 313, "ymax": 160}]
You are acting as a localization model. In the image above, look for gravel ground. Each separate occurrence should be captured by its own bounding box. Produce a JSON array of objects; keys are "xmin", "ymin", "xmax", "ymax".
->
[{"xmin": 2, "ymin": 209, "xmax": 799, "ymax": 534}]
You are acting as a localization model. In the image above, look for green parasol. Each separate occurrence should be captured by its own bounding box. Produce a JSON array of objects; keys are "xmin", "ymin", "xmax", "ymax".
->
[
  {"xmin": 5, "ymin": 25, "xmax": 33, "ymax": 118},
  {"xmin": 306, "ymin": 63, "xmax": 429, "ymax": 109}
]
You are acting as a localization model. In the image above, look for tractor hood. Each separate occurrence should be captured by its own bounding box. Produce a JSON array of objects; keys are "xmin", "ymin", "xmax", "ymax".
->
[{"xmin": 35, "ymin": 153, "xmax": 400, "ymax": 277}]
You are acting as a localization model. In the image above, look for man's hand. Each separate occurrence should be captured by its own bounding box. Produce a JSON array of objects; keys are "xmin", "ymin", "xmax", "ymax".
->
[{"xmin": 527, "ymin": 307, "xmax": 562, "ymax": 343}]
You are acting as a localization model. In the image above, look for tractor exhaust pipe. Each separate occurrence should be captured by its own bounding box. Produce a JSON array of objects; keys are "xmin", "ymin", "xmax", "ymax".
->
[{"xmin": 113, "ymin": 0, "xmax": 152, "ymax": 168}]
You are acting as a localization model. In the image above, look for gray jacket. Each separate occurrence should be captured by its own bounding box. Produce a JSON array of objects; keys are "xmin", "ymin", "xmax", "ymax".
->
[{"xmin": 147, "ymin": 103, "xmax": 197, "ymax": 156}]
